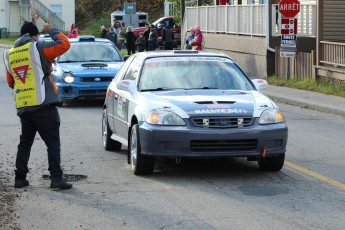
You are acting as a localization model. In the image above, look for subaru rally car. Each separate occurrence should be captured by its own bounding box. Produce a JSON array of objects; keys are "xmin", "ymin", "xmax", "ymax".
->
[
  {"xmin": 102, "ymin": 50, "xmax": 288, "ymax": 175},
  {"xmin": 52, "ymin": 36, "xmax": 123, "ymax": 105}
]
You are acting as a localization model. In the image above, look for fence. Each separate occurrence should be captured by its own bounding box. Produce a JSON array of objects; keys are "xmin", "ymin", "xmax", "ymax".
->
[
  {"xmin": 185, "ymin": 5, "xmax": 266, "ymax": 36},
  {"xmin": 320, "ymin": 41, "xmax": 345, "ymax": 69}
]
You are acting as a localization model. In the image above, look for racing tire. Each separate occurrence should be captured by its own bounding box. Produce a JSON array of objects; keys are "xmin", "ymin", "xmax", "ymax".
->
[
  {"xmin": 258, "ymin": 153, "xmax": 285, "ymax": 171},
  {"xmin": 129, "ymin": 124, "xmax": 155, "ymax": 175},
  {"xmin": 102, "ymin": 109, "xmax": 122, "ymax": 151}
]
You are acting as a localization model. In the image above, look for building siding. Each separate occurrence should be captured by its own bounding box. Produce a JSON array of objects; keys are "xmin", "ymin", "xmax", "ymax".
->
[
  {"xmin": 0, "ymin": 0, "xmax": 74, "ymax": 35},
  {"xmin": 323, "ymin": 0, "xmax": 345, "ymax": 41}
]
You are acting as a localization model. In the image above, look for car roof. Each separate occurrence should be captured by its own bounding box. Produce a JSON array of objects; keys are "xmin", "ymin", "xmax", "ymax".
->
[
  {"xmin": 130, "ymin": 50, "xmax": 233, "ymax": 61},
  {"xmin": 68, "ymin": 35, "xmax": 112, "ymax": 43}
]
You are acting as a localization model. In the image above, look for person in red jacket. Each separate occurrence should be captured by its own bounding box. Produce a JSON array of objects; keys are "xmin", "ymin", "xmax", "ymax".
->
[
  {"xmin": 190, "ymin": 25, "xmax": 204, "ymax": 51},
  {"xmin": 3, "ymin": 21, "xmax": 73, "ymax": 190}
]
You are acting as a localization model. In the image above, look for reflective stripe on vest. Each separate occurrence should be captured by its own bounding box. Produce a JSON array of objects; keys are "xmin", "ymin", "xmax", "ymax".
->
[{"xmin": 6, "ymin": 42, "xmax": 45, "ymax": 108}]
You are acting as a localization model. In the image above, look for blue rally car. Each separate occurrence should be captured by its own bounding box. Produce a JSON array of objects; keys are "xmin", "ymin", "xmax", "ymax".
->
[
  {"xmin": 52, "ymin": 36, "xmax": 124, "ymax": 105},
  {"xmin": 102, "ymin": 50, "xmax": 288, "ymax": 175}
]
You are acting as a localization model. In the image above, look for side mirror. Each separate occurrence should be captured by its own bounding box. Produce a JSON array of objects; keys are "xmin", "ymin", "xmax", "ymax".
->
[
  {"xmin": 251, "ymin": 79, "xmax": 268, "ymax": 91},
  {"xmin": 116, "ymin": 80, "xmax": 136, "ymax": 94}
]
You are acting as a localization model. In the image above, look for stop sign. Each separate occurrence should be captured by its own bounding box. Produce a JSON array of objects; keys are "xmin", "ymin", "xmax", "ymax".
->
[{"xmin": 279, "ymin": 0, "xmax": 300, "ymax": 18}]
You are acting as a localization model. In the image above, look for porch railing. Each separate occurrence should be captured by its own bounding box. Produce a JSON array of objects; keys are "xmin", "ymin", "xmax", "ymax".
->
[
  {"xmin": 184, "ymin": 4, "xmax": 316, "ymax": 37},
  {"xmin": 35, "ymin": 0, "xmax": 65, "ymax": 30},
  {"xmin": 320, "ymin": 41, "xmax": 345, "ymax": 68},
  {"xmin": 185, "ymin": 5, "xmax": 266, "ymax": 36}
]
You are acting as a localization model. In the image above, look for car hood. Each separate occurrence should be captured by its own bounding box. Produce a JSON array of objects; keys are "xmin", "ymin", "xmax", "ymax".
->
[
  {"xmin": 142, "ymin": 90, "xmax": 274, "ymax": 117},
  {"xmin": 57, "ymin": 62, "xmax": 123, "ymax": 75}
]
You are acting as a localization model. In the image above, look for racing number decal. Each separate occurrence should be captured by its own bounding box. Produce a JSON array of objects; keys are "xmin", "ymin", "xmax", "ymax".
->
[{"xmin": 117, "ymin": 96, "xmax": 126, "ymax": 119}]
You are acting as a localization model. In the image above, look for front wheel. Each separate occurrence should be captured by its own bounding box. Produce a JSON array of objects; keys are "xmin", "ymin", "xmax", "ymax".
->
[
  {"xmin": 102, "ymin": 109, "xmax": 122, "ymax": 151},
  {"xmin": 129, "ymin": 124, "xmax": 155, "ymax": 175},
  {"xmin": 258, "ymin": 153, "xmax": 285, "ymax": 171}
]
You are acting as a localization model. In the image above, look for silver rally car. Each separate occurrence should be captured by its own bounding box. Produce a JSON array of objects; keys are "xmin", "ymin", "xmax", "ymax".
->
[{"xmin": 102, "ymin": 50, "xmax": 288, "ymax": 175}]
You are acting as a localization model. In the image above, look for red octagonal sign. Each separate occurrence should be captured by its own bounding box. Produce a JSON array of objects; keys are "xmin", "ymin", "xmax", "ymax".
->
[{"xmin": 279, "ymin": 0, "xmax": 300, "ymax": 18}]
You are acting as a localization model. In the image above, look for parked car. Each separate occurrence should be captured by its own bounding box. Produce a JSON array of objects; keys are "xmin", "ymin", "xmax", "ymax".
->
[
  {"xmin": 132, "ymin": 16, "xmax": 181, "ymax": 47},
  {"xmin": 102, "ymin": 50, "xmax": 288, "ymax": 175},
  {"xmin": 52, "ymin": 35, "xmax": 124, "ymax": 105}
]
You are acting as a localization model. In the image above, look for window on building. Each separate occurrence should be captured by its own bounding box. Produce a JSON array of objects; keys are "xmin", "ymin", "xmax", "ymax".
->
[{"xmin": 50, "ymin": 4, "xmax": 62, "ymax": 17}]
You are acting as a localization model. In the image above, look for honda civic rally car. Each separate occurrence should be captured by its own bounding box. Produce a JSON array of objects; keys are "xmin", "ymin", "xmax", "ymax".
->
[{"xmin": 102, "ymin": 50, "xmax": 288, "ymax": 175}]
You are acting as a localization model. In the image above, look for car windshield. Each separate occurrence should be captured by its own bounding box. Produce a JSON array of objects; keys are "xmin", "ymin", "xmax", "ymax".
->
[
  {"xmin": 58, "ymin": 42, "xmax": 122, "ymax": 63},
  {"xmin": 139, "ymin": 56, "xmax": 255, "ymax": 91}
]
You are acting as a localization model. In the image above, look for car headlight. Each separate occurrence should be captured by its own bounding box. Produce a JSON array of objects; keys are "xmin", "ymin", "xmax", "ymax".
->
[
  {"xmin": 147, "ymin": 110, "xmax": 185, "ymax": 126},
  {"xmin": 259, "ymin": 109, "xmax": 284, "ymax": 124},
  {"xmin": 63, "ymin": 72, "xmax": 75, "ymax": 83}
]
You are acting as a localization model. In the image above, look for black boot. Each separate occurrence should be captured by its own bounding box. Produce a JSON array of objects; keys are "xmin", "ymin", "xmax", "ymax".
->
[
  {"xmin": 50, "ymin": 179, "xmax": 72, "ymax": 189},
  {"xmin": 14, "ymin": 177, "xmax": 29, "ymax": 188}
]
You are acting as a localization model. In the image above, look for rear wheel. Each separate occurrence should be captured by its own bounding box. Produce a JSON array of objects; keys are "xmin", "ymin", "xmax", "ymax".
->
[
  {"xmin": 129, "ymin": 124, "xmax": 155, "ymax": 175},
  {"xmin": 102, "ymin": 109, "xmax": 122, "ymax": 151},
  {"xmin": 258, "ymin": 153, "xmax": 285, "ymax": 171}
]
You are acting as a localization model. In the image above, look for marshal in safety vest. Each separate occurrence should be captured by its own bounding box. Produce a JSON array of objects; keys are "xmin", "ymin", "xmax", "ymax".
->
[{"xmin": 4, "ymin": 42, "xmax": 45, "ymax": 108}]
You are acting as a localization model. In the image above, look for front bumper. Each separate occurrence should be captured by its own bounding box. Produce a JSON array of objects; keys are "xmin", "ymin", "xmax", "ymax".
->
[
  {"xmin": 138, "ymin": 119, "xmax": 288, "ymax": 158},
  {"xmin": 57, "ymin": 82, "xmax": 109, "ymax": 100}
]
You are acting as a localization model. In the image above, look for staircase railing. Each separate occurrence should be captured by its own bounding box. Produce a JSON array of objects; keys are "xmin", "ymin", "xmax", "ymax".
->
[{"xmin": 34, "ymin": 0, "xmax": 65, "ymax": 31}]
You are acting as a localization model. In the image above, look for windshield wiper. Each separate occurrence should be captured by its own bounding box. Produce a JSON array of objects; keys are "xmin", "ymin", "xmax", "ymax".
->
[
  {"xmin": 184, "ymin": 87, "xmax": 220, "ymax": 90},
  {"xmin": 141, "ymin": 87, "xmax": 182, "ymax": 92},
  {"xmin": 58, "ymin": 60, "xmax": 80, "ymax": 63}
]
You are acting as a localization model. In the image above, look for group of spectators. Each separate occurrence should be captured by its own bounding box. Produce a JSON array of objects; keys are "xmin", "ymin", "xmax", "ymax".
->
[
  {"xmin": 100, "ymin": 20, "xmax": 178, "ymax": 56},
  {"xmin": 185, "ymin": 25, "xmax": 204, "ymax": 51}
]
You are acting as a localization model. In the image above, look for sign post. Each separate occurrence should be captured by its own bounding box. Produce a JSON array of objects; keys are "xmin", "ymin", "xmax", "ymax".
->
[{"xmin": 278, "ymin": 0, "xmax": 300, "ymax": 79}]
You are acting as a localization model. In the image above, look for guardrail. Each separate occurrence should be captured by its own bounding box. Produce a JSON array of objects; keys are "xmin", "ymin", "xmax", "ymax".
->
[{"xmin": 320, "ymin": 41, "xmax": 345, "ymax": 68}]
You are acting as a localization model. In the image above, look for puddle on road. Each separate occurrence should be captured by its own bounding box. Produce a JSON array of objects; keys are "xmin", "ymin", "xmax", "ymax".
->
[{"xmin": 42, "ymin": 174, "xmax": 88, "ymax": 182}]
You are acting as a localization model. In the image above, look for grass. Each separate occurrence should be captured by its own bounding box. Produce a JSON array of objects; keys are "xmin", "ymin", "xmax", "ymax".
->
[
  {"xmin": 0, "ymin": 36, "xmax": 17, "ymax": 45},
  {"xmin": 267, "ymin": 76, "xmax": 345, "ymax": 98}
]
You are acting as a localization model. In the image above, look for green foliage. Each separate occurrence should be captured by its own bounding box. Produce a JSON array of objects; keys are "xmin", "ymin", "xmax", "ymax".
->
[{"xmin": 267, "ymin": 76, "xmax": 345, "ymax": 98}]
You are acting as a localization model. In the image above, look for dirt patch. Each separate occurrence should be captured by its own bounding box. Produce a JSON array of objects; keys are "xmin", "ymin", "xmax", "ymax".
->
[{"xmin": 0, "ymin": 164, "xmax": 19, "ymax": 229}]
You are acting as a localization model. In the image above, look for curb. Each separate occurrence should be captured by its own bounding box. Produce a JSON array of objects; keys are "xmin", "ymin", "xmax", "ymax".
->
[{"xmin": 264, "ymin": 92, "xmax": 345, "ymax": 118}]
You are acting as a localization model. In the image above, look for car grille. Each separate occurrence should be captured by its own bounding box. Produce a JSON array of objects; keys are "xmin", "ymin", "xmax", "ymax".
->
[
  {"xmin": 79, "ymin": 89, "xmax": 107, "ymax": 95},
  {"xmin": 190, "ymin": 139, "xmax": 257, "ymax": 152},
  {"xmin": 80, "ymin": 77, "xmax": 113, "ymax": 82},
  {"xmin": 191, "ymin": 117, "xmax": 254, "ymax": 128}
]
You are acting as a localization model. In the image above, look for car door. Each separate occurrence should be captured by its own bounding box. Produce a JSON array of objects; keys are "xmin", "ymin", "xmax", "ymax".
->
[
  {"xmin": 110, "ymin": 56, "xmax": 134, "ymax": 134},
  {"xmin": 113, "ymin": 57, "xmax": 141, "ymax": 139}
]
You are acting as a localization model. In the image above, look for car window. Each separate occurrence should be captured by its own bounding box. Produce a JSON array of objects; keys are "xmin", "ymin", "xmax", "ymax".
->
[
  {"xmin": 123, "ymin": 59, "xmax": 140, "ymax": 81},
  {"xmin": 58, "ymin": 42, "xmax": 122, "ymax": 63},
  {"xmin": 139, "ymin": 56, "xmax": 254, "ymax": 91},
  {"xmin": 114, "ymin": 56, "xmax": 135, "ymax": 82}
]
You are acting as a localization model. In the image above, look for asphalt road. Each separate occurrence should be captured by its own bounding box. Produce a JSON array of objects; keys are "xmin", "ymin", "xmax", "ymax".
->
[{"xmin": 1, "ymin": 47, "xmax": 345, "ymax": 230}]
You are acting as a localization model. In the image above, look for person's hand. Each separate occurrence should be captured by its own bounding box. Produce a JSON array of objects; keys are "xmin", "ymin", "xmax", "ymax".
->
[{"xmin": 43, "ymin": 23, "xmax": 53, "ymax": 33}]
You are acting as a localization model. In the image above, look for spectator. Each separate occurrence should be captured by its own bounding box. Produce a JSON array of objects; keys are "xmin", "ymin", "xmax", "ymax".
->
[
  {"xmin": 143, "ymin": 22, "xmax": 150, "ymax": 51},
  {"xmin": 190, "ymin": 25, "xmax": 204, "ymax": 51},
  {"xmin": 124, "ymin": 26, "xmax": 137, "ymax": 55},
  {"xmin": 136, "ymin": 32, "xmax": 146, "ymax": 52},
  {"xmin": 148, "ymin": 25, "xmax": 158, "ymax": 51},
  {"xmin": 185, "ymin": 26, "xmax": 195, "ymax": 50},
  {"xmin": 70, "ymin": 24, "xmax": 80, "ymax": 36},
  {"xmin": 162, "ymin": 24, "xmax": 175, "ymax": 50},
  {"xmin": 105, "ymin": 27, "xmax": 118, "ymax": 48},
  {"xmin": 117, "ymin": 22, "xmax": 126, "ymax": 50},
  {"xmin": 100, "ymin": 25, "xmax": 108, "ymax": 38}
]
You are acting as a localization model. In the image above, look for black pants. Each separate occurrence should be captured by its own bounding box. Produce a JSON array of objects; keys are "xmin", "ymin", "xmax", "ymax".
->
[
  {"xmin": 15, "ymin": 106, "xmax": 63, "ymax": 181},
  {"xmin": 127, "ymin": 45, "xmax": 136, "ymax": 55}
]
